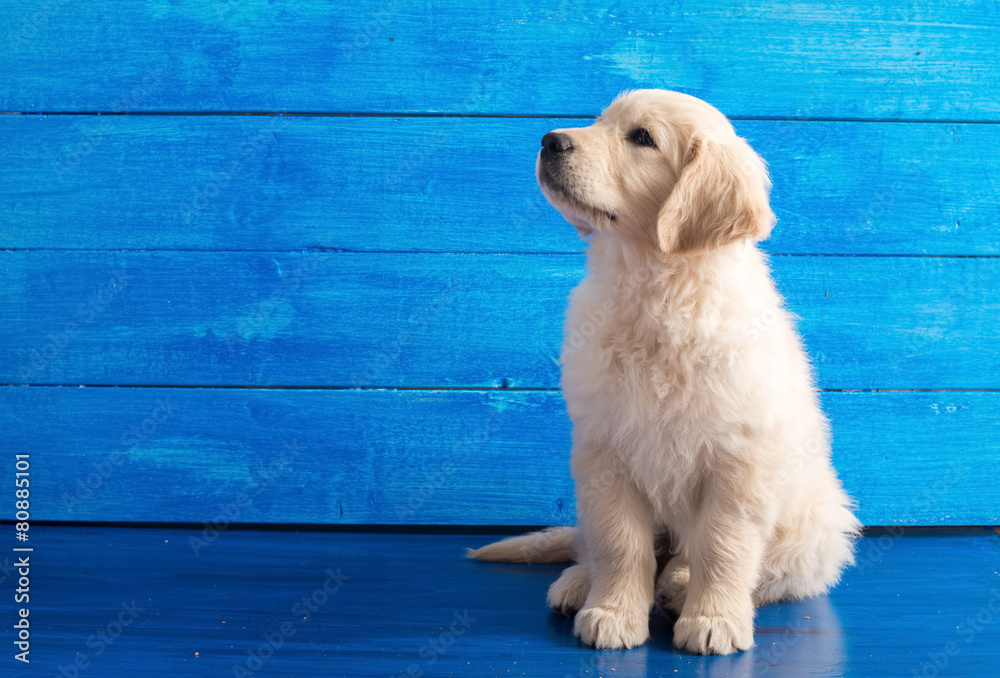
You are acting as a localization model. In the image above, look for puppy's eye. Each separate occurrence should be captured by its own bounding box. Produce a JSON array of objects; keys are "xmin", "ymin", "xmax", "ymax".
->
[{"xmin": 628, "ymin": 128, "xmax": 656, "ymax": 148}]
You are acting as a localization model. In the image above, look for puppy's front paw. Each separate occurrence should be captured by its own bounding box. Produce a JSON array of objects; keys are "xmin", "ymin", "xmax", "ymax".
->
[
  {"xmin": 672, "ymin": 614, "xmax": 753, "ymax": 655},
  {"xmin": 547, "ymin": 564, "xmax": 590, "ymax": 617},
  {"xmin": 574, "ymin": 605, "xmax": 649, "ymax": 649},
  {"xmin": 654, "ymin": 557, "xmax": 689, "ymax": 616}
]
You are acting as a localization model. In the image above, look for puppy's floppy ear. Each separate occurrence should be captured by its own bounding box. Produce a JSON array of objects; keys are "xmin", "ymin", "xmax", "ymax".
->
[{"xmin": 656, "ymin": 132, "xmax": 776, "ymax": 255}]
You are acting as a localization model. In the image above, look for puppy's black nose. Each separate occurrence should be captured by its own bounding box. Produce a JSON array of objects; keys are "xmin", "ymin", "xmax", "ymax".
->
[{"xmin": 541, "ymin": 132, "xmax": 573, "ymax": 154}]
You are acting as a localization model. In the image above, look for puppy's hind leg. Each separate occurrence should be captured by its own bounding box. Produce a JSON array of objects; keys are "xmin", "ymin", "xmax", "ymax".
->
[
  {"xmin": 548, "ymin": 564, "xmax": 590, "ymax": 616},
  {"xmin": 655, "ymin": 555, "xmax": 689, "ymax": 617},
  {"xmin": 755, "ymin": 483, "xmax": 861, "ymax": 605}
]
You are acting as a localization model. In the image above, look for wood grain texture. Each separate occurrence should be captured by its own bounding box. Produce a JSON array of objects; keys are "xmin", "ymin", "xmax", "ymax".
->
[
  {"xmin": 2, "ymin": 251, "xmax": 998, "ymax": 389},
  {"xmin": 2, "ymin": 387, "xmax": 997, "ymax": 525},
  {"xmin": 828, "ymin": 391, "xmax": 1000, "ymax": 527},
  {"xmin": 0, "ymin": 386, "xmax": 576, "ymax": 525},
  {"xmin": 3, "ymin": 1, "xmax": 1000, "ymax": 118},
  {"xmin": 2, "ymin": 115, "xmax": 998, "ymax": 255},
  {"xmin": 1, "ymin": 0, "xmax": 996, "ymax": 539},
  {"xmin": 3, "ymin": 525, "xmax": 999, "ymax": 677},
  {"xmin": 0, "ymin": 251, "xmax": 577, "ymax": 388}
]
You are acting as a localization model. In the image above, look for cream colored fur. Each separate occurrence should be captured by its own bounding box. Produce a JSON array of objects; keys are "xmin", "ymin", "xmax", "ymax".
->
[{"xmin": 467, "ymin": 90, "xmax": 860, "ymax": 655}]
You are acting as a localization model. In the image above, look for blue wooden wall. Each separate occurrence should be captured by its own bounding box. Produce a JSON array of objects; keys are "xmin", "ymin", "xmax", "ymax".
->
[{"xmin": 1, "ymin": 1, "xmax": 998, "ymax": 526}]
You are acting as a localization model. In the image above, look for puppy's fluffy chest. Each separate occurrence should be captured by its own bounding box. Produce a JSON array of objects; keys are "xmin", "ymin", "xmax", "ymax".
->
[
  {"xmin": 565, "ymin": 279, "xmax": 720, "ymax": 406},
  {"xmin": 560, "ymin": 240, "xmax": 793, "ymax": 516},
  {"xmin": 562, "ymin": 243, "xmax": 763, "ymax": 421}
]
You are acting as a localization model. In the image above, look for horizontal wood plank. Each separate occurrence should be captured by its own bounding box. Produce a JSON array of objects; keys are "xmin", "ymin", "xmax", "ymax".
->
[
  {"xmin": 0, "ymin": 251, "xmax": 576, "ymax": 388},
  {"xmin": 3, "ymin": 1, "xmax": 1000, "ymax": 119},
  {"xmin": 7, "ymin": 526, "xmax": 1000, "ymax": 676},
  {"xmin": 2, "ymin": 116, "xmax": 998, "ymax": 255},
  {"xmin": 2, "ymin": 252, "xmax": 999, "ymax": 389},
  {"xmin": 1, "ymin": 387, "xmax": 997, "ymax": 525}
]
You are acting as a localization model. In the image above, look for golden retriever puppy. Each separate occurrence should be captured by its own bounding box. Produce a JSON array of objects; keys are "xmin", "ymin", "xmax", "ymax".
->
[{"xmin": 468, "ymin": 90, "xmax": 860, "ymax": 655}]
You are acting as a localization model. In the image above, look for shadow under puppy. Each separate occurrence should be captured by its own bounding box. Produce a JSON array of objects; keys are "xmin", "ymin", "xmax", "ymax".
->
[{"xmin": 468, "ymin": 90, "xmax": 860, "ymax": 655}]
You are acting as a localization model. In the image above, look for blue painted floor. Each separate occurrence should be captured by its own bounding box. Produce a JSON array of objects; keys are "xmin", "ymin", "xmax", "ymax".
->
[{"xmin": 2, "ymin": 526, "xmax": 998, "ymax": 677}]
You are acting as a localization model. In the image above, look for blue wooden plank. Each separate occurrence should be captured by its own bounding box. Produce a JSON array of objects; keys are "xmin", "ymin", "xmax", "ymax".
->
[
  {"xmin": 0, "ymin": 386, "xmax": 576, "ymax": 525},
  {"xmin": 2, "ymin": 526, "xmax": 998, "ymax": 677},
  {"xmin": 3, "ymin": 1, "xmax": 1000, "ymax": 119},
  {"xmin": 1, "ymin": 387, "xmax": 996, "ymax": 525},
  {"xmin": 779, "ymin": 256, "xmax": 1000, "ymax": 390},
  {"xmin": 1, "ymin": 252, "xmax": 998, "ymax": 389},
  {"xmin": 0, "ymin": 251, "xmax": 575, "ymax": 388},
  {"xmin": 2, "ymin": 115, "xmax": 998, "ymax": 255},
  {"xmin": 828, "ymin": 392, "xmax": 1000, "ymax": 526},
  {"xmin": 755, "ymin": 121, "xmax": 1000, "ymax": 256}
]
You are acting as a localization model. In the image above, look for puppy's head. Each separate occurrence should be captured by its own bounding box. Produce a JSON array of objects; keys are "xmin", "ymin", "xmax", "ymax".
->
[{"xmin": 536, "ymin": 89, "xmax": 775, "ymax": 254}]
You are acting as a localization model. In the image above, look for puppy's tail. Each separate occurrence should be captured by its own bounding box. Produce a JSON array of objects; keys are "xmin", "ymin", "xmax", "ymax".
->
[{"xmin": 465, "ymin": 526, "xmax": 578, "ymax": 563}]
